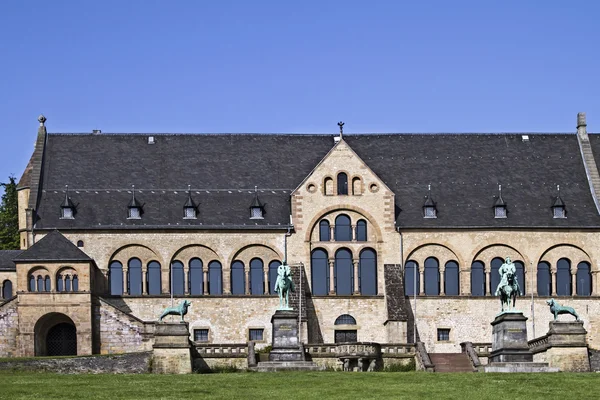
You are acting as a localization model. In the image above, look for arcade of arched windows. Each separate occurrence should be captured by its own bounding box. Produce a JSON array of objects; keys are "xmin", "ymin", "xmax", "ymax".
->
[
  {"xmin": 315, "ymin": 214, "xmax": 371, "ymax": 243},
  {"xmin": 107, "ymin": 245, "xmax": 282, "ymax": 297},
  {"xmin": 403, "ymin": 245, "xmax": 594, "ymax": 297},
  {"xmin": 323, "ymin": 173, "xmax": 363, "ymax": 196},
  {"xmin": 26, "ymin": 266, "xmax": 80, "ymax": 293}
]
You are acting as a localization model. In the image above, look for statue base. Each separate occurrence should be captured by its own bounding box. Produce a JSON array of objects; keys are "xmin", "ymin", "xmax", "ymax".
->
[
  {"xmin": 152, "ymin": 322, "xmax": 192, "ymax": 374},
  {"xmin": 489, "ymin": 312, "xmax": 532, "ymax": 363},
  {"xmin": 269, "ymin": 310, "xmax": 303, "ymax": 361}
]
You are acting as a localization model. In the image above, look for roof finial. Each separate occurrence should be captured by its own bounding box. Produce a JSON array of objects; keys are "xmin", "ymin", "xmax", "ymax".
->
[
  {"xmin": 428, "ymin": 183, "xmax": 431, "ymax": 193},
  {"xmin": 187, "ymin": 184, "xmax": 191, "ymax": 193},
  {"xmin": 132, "ymin": 184, "xmax": 136, "ymax": 201},
  {"xmin": 499, "ymin": 184, "xmax": 502, "ymax": 195},
  {"xmin": 38, "ymin": 114, "xmax": 47, "ymax": 126},
  {"xmin": 337, "ymin": 121, "xmax": 344, "ymax": 138},
  {"xmin": 557, "ymin": 184, "xmax": 560, "ymax": 193},
  {"xmin": 255, "ymin": 185, "xmax": 258, "ymax": 193}
]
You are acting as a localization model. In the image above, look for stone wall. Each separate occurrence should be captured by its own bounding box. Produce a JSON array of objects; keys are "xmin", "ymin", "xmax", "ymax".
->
[
  {"xmin": 97, "ymin": 297, "xmax": 154, "ymax": 354},
  {"xmin": 0, "ymin": 352, "xmax": 151, "ymax": 373},
  {"xmin": 0, "ymin": 298, "xmax": 18, "ymax": 357}
]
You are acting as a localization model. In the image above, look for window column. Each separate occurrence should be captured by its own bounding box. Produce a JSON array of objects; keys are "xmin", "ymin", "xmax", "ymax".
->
[
  {"xmin": 460, "ymin": 267, "xmax": 469, "ymax": 295},
  {"xmin": 184, "ymin": 264, "xmax": 190, "ymax": 295},
  {"xmin": 329, "ymin": 258, "xmax": 335, "ymax": 294},
  {"xmin": 571, "ymin": 265, "xmax": 577, "ymax": 296},
  {"xmin": 440, "ymin": 264, "xmax": 446, "ymax": 296},
  {"xmin": 203, "ymin": 265, "xmax": 209, "ymax": 294},
  {"xmin": 330, "ymin": 226, "xmax": 335, "ymax": 242},
  {"xmin": 351, "ymin": 225, "xmax": 357, "ymax": 242},
  {"xmin": 551, "ymin": 266, "xmax": 557, "ymax": 296},
  {"xmin": 486, "ymin": 266, "xmax": 492, "ymax": 296},
  {"xmin": 123, "ymin": 264, "xmax": 128, "ymax": 295},
  {"xmin": 353, "ymin": 259, "xmax": 360, "ymax": 294},
  {"xmin": 142, "ymin": 265, "xmax": 148, "ymax": 295},
  {"xmin": 419, "ymin": 266, "xmax": 425, "ymax": 295},
  {"xmin": 245, "ymin": 265, "xmax": 251, "ymax": 295},
  {"xmin": 263, "ymin": 268, "xmax": 269, "ymax": 295}
]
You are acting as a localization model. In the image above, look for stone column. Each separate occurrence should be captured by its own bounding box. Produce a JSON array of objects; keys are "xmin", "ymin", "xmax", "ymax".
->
[
  {"xmin": 161, "ymin": 267, "xmax": 169, "ymax": 294},
  {"xmin": 245, "ymin": 266, "xmax": 251, "ymax": 295},
  {"xmin": 419, "ymin": 267, "xmax": 425, "ymax": 295},
  {"xmin": 123, "ymin": 265, "xmax": 128, "ymax": 295},
  {"xmin": 202, "ymin": 267, "xmax": 209, "ymax": 295},
  {"xmin": 264, "ymin": 268, "xmax": 270, "ymax": 295},
  {"xmin": 531, "ymin": 263, "xmax": 538, "ymax": 296},
  {"xmin": 142, "ymin": 266, "xmax": 148, "ymax": 295},
  {"xmin": 329, "ymin": 259, "xmax": 335, "ymax": 294},
  {"xmin": 551, "ymin": 268, "xmax": 557, "ymax": 296},
  {"xmin": 183, "ymin": 264, "xmax": 189, "ymax": 295},
  {"xmin": 439, "ymin": 265, "xmax": 445, "ymax": 296},
  {"xmin": 460, "ymin": 268, "xmax": 469, "ymax": 295},
  {"xmin": 571, "ymin": 267, "xmax": 577, "ymax": 296},
  {"xmin": 486, "ymin": 268, "xmax": 491, "ymax": 296},
  {"xmin": 330, "ymin": 226, "xmax": 336, "ymax": 242},
  {"xmin": 351, "ymin": 225, "xmax": 357, "ymax": 242},
  {"xmin": 353, "ymin": 259, "xmax": 360, "ymax": 294}
]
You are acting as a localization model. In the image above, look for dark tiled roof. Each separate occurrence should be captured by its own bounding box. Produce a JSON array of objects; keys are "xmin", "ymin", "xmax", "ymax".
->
[
  {"xmin": 31, "ymin": 132, "xmax": 600, "ymax": 230},
  {"xmin": 14, "ymin": 230, "xmax": 91, "ymax": 262},
  {"xmin": 0, "ymin": 250, "xmax": 23, "ymax": 271}
]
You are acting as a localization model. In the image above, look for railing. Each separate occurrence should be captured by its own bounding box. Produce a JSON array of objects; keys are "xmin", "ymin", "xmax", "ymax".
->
[
  {"xmin": 305, "ymin": 343, "xmax": 339, "ymax": 358},
  {"xmin": 415, "ymin": 342, "xmax": 434, "ymax": 372},
  {"xmin": 468, "ymin": 342, "xmax": 492, "ymax": 356},
  {"xmin": 336, "ymin": 342, "xmax": 381, "ymax": 358},
  {"xmin": 460, "ymin": 342, "xmax": 481, "ymax": 369},
  {"xmin": 528, "ymin": 335, "xmax": 549, "ymax": 354},
  {"xmin": 381, "ymin": 343, "xmax": 415, "ymax": 358},
  {"xmin": 194, "ymin": 343, "xmax": 248, "ymax": 358}
]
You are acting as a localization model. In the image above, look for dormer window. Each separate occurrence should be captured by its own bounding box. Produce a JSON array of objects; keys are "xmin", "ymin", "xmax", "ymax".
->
[
  {"xmin": 423, "ymin": 185, "xmax": 437, "ymax": 219},
  {"xmin": 128, "ymin": 185, "xmax": 143, "ymax": 219},
  {"xmin": 494, "ymin": 184, "xmax": 507, "ymax": 218},
  {"xmin": 250, "ymin": 186, "xmax": 264, "ymax": 220},
  {"xmin": 60, "ymin": 185, "xmax": 75, "ymax": 219},
  {"xmin": 552, "ymin": 185, "xmax": 566, "ymax": 219},
  {"xmin": 183, "ymin": 186, "xmax": 197, "ymax": 219}
]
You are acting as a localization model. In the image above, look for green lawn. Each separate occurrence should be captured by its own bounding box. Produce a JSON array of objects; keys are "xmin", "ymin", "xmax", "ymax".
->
[{"xmin": 0, "ymin": 371, "xmax": 597, "ymax": 400}]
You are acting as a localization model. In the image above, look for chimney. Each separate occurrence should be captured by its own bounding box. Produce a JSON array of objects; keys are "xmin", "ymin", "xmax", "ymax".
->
[{"xmin": 577, "ymin": 112, "xmax": 588, "ymax": 141}]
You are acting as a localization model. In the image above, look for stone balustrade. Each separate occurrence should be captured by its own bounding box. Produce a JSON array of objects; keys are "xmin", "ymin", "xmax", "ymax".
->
[
  {"xmin": 528, "ymin": 335, "xmax": 549, "ymax": 353},
  {"xmin": 194, "ymin": 343, "xmax": 248, "ymax": 358}
]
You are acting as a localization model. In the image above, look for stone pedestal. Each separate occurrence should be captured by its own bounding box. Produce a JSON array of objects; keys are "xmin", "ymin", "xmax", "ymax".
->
[
  {"xmin": 545, "ymin": 321, "xmax": 589, "ymax": 372},
  {"xmin": 152, "ymin": 322, "xmax": 192, "ymax": 374},
  {"xmin": 489, "ymin": 312, "xmax": 533, "ymax": 363},
  {"xmin": 269, "ymin": 310, "xmax": 303, "ymax": 362}
]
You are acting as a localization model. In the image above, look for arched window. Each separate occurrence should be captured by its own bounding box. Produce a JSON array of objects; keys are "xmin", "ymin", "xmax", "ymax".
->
[
  {"xmin": 29, "ymin": 275, "xmax": 35, "ymax": 292},
  {"xmin": 356, "ymin": 220, "xmax": 367, "ymax": 242},
  {"xmin": 189, "ymin": 258, "xmax": 203, "ymax": 295},
  {"xmin": 57, "ymin": 274, "xmax": 64, "ymax": 292},
  {"xmin": 537, "ymin": 262, "xmax": 551, "ymax": 296},
  {"xmin": 208, "ymin": 261, "xmax": 223, "ymax": 295},
  {"xmin": 335, "ymin": 214, "xmax": 352, "ymax": 241},
  {"xmin": 337, "ymin": 173, "xmax": 348, "ymax": 195},
  {"xmin": 77, "ymin": 240, "xmax": 84, "ymax": 247},
  {"xmin": 324, "ymin": 177, "xmax": 333, "ymax": 195},
  {"xmin": 424, "ymin": 257, "xmax": 440, "ymax": 295},
  {"xmin": 269, "ymin": 261, "xmax": 280, "ymax": 294},
  {"xmin": 557, "ymin": 258, "xmax": 571, "ymax": 296},
  {"xmin": 2, "ymin": 280, "xmax": 12, "ymax": 299},
  {"xmin": 490, "ymin": 258, "xmax": 503, "ymax": 295},
  {"xmin": 231, "ymin": 261, "xmax": 245, "ymax": 295},
  {"xmin": 109, "ymin": 261, "xmax": 124, "ymax": 295},
  {"xmin": 44, "ymin": 275, "xmax": 51, "ymax": 292},
  {"xmin": 444, "ymin": 261, "xmax": 459, "ymax": 295},
  {"xmin": 352, "ymin": 177, "xmax": 361, "ymax": 195},
  {"xmin": 319, "ymin": 220, "xmax": 331, "ymax": 241},
  {"xmin": 311, "ymin": 249, "xmax": 329, "ymax": 296},
  {"xmin": 128, "ymin": 258, "xmax": 142, "ymax": 296},
  {"xmin": 73, "ymin": 275, "xmax": 79, "ymax": 292},
  {"xmin": 404, "ymin": 261, "xmax": 419, "ymax": 296},
  {"xmin": 576, "ymin": 262, "xmax": 592, "ymax": 296},
  {"xmin": 147, "ymin": 261, "xmax": 161, "ymax": 295},
  {"xmin": 65, "ymin": 275, "xmax": 72, "ymax": 292},
  {"xmin": 170, "ymin": 261, "xmax": 185, "ymax": 295},
  {"xmin": 335, "ymin": 314, "xmax": 357, "ymax": 325},
  {"xmin": 359, "ymin": 248, "xmax": 377, "ymax": 295},
  {"xmin": 250, "ymin": 258, "xmax": 264, "ymax": 295},
  {"xmin": 37, "ymin": 276, "xmax": 43, "ymax": 292},
  {"xmin": 471, "ymin": 261, "xmax": 485, "ymax": 296},
  {"xmin": 334, "ymin": 248, "xmax": 353, "ymax": 295},
  {"xmin": 514, "ymin": 261, "xmax": 525, "ymax": 295}
]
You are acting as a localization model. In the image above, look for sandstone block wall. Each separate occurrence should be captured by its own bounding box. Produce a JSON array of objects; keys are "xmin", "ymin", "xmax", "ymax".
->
[
  {"xmin": 0, "ymin": 298, "xmax": 18, "ymax": 357},
  {"xmin": 97, "ymin": 298, "xmax": 154, "ymax": 354}
]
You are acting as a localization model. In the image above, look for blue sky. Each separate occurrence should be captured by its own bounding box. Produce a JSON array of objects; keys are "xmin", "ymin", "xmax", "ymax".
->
[{"xmin": 1, "ymin": 1, "xmax": 599, "ymax": 187}]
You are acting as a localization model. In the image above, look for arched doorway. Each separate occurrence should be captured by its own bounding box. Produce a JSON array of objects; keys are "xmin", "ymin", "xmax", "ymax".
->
[{"xmin": 34, "ymin": 313, "xmax": 77, "ymax": 356}]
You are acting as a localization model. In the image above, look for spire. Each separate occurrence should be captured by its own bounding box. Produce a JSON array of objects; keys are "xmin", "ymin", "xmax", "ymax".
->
[
  {"xmin": 184, "ymin": 185, "xmax": 197, "ymax": 208},
  {"xmin": 337, "ymin": 121, "xmax": 344, "ymax": 139},
  {"xmin": 250, "ymin": 186, "xmax": 264, "ymax": 219},
  {"xmin": 552, "ymin": 185, "xmax": 565, "ymax": 208},
  {"xmin": 60, "ymin": 185, "xmax": 75, "ymax": 208},
  {"xmin": 128, "ymin": 185, "xmax": 142, "ymax": 208},
  {"xmin": 494, "ymin": 184, "xmax": 506, "ymax": 206},
  {"xmin": 423, "ymin": 184, "xmax": 437, "ymax": 218},
  {"xmin": 423, "ymin": 184, "xmax": 435, "ymax": 206}
]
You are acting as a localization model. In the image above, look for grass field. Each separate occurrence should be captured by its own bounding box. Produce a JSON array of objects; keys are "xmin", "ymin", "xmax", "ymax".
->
[{"xmin": 0, "ymin": 371, "xmax": 597, "ymax": 400}]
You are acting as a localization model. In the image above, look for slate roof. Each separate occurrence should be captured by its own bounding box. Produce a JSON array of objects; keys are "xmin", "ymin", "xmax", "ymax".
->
[
  {"xmin": 30, "ymin": 132, "xmax": 600, "ymax": 230},
  {"xmin": 13, "ymin": 230, "xmax": 92, "ymax": 262},
  {"xmin": 0, "ymin": 250, "xmax": 23, "ymax": 271}
]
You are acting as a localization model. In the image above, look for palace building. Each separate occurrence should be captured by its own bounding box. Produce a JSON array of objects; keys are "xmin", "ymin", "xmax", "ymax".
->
[{"xmin": 1, "ymin": 113, "xmax": 600, "ymax": 358}]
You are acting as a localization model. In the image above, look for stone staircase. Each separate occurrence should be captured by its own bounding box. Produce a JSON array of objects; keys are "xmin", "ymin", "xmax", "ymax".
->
[{"xmin": 429, "ymin": 353, "xmax": 475, "ymax": 373}]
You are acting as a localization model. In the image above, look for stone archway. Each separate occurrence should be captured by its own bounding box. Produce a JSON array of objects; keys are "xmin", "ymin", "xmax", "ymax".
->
[{"xmin": 34, "ymin": 313, "xmax": 77, "ymax": 356}]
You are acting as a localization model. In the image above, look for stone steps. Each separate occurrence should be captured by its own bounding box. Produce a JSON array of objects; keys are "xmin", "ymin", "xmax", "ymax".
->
[
  {"xmin": 251, "ymin": 361, "xmax": 324, "ymax": 372},
  {"xmin": 429, "ymin": 353, "xmax": 475, "ymax": 373}
]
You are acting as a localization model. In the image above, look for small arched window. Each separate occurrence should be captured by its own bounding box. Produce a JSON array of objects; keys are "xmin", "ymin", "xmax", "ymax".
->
[
  {"xmin": 57, "ymin": 274, "xmax": 64, "ymax": 292},
  {"xmin": 324, "ymin": 177, "xmax": 334, "ymax": 195},
  {"xmin": 514, "ymin": 261, "xmax": 525, "ymax": 295},
  {"xmin": 337, "ymin": 173, "xmax": 348, "ymax": 195},
  {"xmin": 29, "ymin": 275, "xmax": 35, "ymax": 292},
  {"xmin": 77, "ymin": 240, "xmax": 84, "ymax": 247},
  {"xmin": 319, "ymin": 220, "xmax": 331, "ymax": 241},
  {"xmin": 404, "ymin": 261, "xmax": 419, "ymax": 296},
  {"xmin": 128, "ymin": 258, "xmax": 143, "ymax": 296},
  {"xmin": 359, "ymin": 248, "xmax": 377, "ymax": 295},
  {"xmin": 490, "ymin": 258, "xmax": 504, "ymax": 295},
  {"xmin": 537, "ymin": 262, "xmax": 551, "ymax": 296},
  {"xmin": 557, "ymin": 258, "xmax": 571, "ymax": 296},
  {"xmin": 444, "ymin": 261, "xmax": 460, "ymax": 296},
  {"xmin": 311, "ymin": 249, "xmax": 329, "ymax": 296},
  {"xmin": 73, "ymin": 275, "xmax": 79, "ymax": 292},
  {"xmin": 356, "ymin": 220, "xmax": 367, "ymax": 242},
  {"xmin": 208, "ymin": 261, "xmax": 223, "ymax": 295},
  {"xmin": 171, "ymin": 261, "xmax": 185, "ymax": 295},
  {"xmin": 37, "ymin": 276, "xmax": 44, "ymax": 292},
  {"xmin": 335, "ymin": 314, "xmax": 356, "ymax": 325},
  {"xmin": 334, "ymin": 214, "xmax": 352, "ymax": 241},
  {"xmin": 44, "ymin": 275, "xmax": 51, "ymax": 292},
  {"xmin": 352, "ymin": 177, "xmax": 361, "ymax": 195},
  {"xmin": 269, "ymin": 261, "xmax": 280, "ymax": 294},
  {"xmin": 2, "ymin": 280, "xmax": 13, "ymax": 299},
  {"xmin": 576, "ymin": 261, "xmax": 592, "ymax": 296},
  {"xmin": 189, "ymin": 258, "xmax": 203, "ymax": 295},
  {"xmin": 250, "ymin": 258, "xmax": 264, "ymax": 295},
  {"xmin": 109, "ymin": 261, "xmax": 124, "ymax": 295},
  {"xmin": 65, "ymin": 275, "xmax": 72, "ymax": 292},
  {"xmin": 424, "ymin": 257, "xmax": 440, "ymax": 296},
  {"xmin": 147, "ymin": 261, "xmax": 162, "ymax": 295},
  {"xmin": 231, "ymin": 261, "xmax": 245, "ymax": 295},
  {"xmin": 471, "ymin": 261, "xmax": 485, "ymax": 296},
  {"xmin": 334, "ymin": 248, "xmax": 353, "ymax": 295}
]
